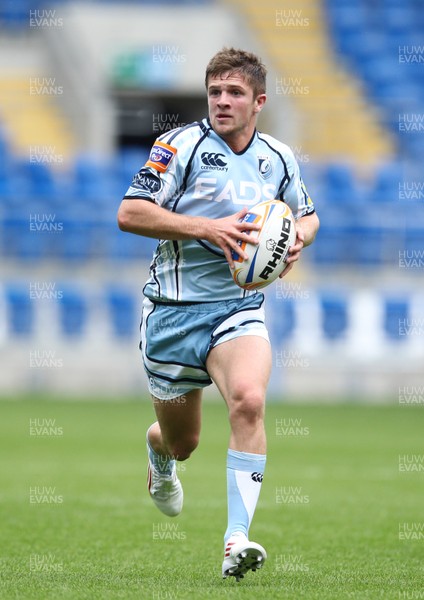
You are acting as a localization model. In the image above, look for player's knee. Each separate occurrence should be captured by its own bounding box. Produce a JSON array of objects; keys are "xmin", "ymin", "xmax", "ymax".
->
[
  {"xmin": 228, "ymin": 385, "xmax": 265, "ymax": 426},
  {"xmin": 167, "ymin": 435, "xmax": 199, "ymax": 461}
]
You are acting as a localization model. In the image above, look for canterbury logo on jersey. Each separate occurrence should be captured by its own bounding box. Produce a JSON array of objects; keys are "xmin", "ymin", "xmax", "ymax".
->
[
  {"xmin": 251, "ymin": 472, "xmax": 263, "ymax": 483},
  {"xmin": 200, "ymin": 152, "xmax": 228, "ymax": 171}
]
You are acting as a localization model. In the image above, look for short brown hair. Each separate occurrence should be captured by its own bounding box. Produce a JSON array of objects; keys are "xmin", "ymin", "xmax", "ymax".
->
[{"xmin": 205, "ymin": 47, "xmax": 267, "ymax": 97}]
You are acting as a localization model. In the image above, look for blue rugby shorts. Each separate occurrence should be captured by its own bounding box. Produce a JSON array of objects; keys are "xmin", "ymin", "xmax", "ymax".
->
[{"xmin": 140, "ymin": 294, "xmax": 269, "ymax": 400}]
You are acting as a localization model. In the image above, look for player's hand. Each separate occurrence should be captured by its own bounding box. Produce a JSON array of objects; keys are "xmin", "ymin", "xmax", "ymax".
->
[
  {"xmin": 278, "ymin": 222, "xmax": 305, "ymax": 278},
  {"xmin": 202, "ymin": 207, "xmax": 260, "ymax": 269}
]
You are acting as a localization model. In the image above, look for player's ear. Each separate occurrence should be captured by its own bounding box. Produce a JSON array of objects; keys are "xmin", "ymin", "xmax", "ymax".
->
[{"xmin": 254, "ymin": 94, "xmax": 267, "ymax": 113}]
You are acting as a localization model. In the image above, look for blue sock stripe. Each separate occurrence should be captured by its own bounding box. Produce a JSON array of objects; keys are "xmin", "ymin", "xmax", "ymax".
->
[{"xmin": 225, "ymin": 469, "xmax": 249, "ymax": 541}]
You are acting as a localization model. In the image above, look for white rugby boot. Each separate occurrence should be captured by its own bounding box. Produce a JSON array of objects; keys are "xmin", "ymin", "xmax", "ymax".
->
[
  {"xmin": 147, "ymin": 448, "xmax": 183, "ymax": 517},
  {"xmin": 222, "ymin": 531, "xmax": 266, "ymax": 581}
]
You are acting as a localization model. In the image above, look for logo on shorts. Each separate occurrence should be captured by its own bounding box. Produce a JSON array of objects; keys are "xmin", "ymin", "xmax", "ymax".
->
[
  {"xmin": 251, "ymin": 472, "xmax": 263, "ymax": 483},
  {"xmin": 200, "ymin": 152, "xmax": 228, "ymax": 171}
]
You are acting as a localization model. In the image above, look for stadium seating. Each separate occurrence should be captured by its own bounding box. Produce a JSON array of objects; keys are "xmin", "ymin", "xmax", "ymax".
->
[
  {"xmin": 0, "ymin": 0, "xmax": 421, "ymax": 273},
  {"xmin": 384, "ymin": 298, "xmax": 409, "ymax": 341},
  {"xmin": 320, "ymin": 162, "xmax": 361, "ymax": 206},
  {"xmin": 2, "ymin": 149, "xmax": 421, "ymax": 267},
  {"xmin": 324, "ymin": 0, "xmax": 424, "ymax": 160},
  {"xmin": 102, "ymin": 219, "xmax": 158, "ymax": 262},
  {"xmin": 5, "ymin": 284, "xmax": 34, "ymax": 335},
  {"xmin": 369, "ymin": 161, "xmax": 400, "ymax": 204},
  {"xmin": 106, "ymin": 287, "xmax": 138, "ymax": 338},
  {"xmin": 268, "ymin": 298, "xmax": 296, "ymax": 344},
  {"xmin": 56, "ymin": 214, "xmax": 97, "ymax": 263},
  {"xmin": 57, "ymin": 285, "xmax": 88, "ymax": 337},
  {"xmin": 6, "ymin": 214, "xmax": 55, "ymax": 262},
  {"xmin": 0, "ymin": 0, "xmax": 422, "ymax": 373},
  {"xmin": 320, "ymin": 294, "xmax": 349, "ymax": 340},
  {"xmin": 0, "ymin": 0, "xmax": 31, "ymax": 29}
]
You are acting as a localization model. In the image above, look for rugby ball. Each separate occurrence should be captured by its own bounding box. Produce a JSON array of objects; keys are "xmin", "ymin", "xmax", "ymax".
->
[{"xmin": 231, "ymin": 200, "xmax": 296, "ymax": 290}]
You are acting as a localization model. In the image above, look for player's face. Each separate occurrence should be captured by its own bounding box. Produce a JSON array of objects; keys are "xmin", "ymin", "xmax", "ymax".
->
[{"xmin": 207, "ymin": 73, "xmax": 266, "ymax": 152}]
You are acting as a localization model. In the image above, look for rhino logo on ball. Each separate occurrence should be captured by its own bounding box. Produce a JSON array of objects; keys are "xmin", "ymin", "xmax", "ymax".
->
[{"xmin": 266, "ymin": 239, "xmax": 276, "ymax": 251}]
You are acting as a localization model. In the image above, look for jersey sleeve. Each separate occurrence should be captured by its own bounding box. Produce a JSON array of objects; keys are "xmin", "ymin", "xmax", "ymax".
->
[
  {"xmin": 123, "ymin": 139, "xmax": 183, "ymax": 208},
  {"xmin": 278, "ymin": 147, "xmax": 315, "ymax": 220}
]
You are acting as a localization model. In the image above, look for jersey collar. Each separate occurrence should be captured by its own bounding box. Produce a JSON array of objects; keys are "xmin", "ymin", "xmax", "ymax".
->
[{"xmin": 205, "ymin": 118, "xmax": 257, "ymax": 155}]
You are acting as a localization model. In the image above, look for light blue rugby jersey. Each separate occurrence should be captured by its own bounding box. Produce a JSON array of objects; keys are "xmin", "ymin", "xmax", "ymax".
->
[{"xmin": 123, "ymin": 118, "xmax": 315, "ymax": 302}]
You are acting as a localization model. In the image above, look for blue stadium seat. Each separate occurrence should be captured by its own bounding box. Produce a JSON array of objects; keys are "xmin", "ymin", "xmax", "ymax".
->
[
  {"xmin": 103, "ymin": 219, "xmax": 157, "ymax": 261},
  {"xmin": 401, "ymin": 132, "xmax": 424, "ymax": 160},
  {"xmin": 341, "ymin": 32, "xmax": 386, "ymax": 68},
  {"xmin": 380, "ymin": 6, "xmax": 415, "ymax": 37},
  {"xmin": 376, "ymin": 86, "xmax": 421, "ymax": 117},
  {"xmin": 106, "ymin": 287, "xmax": 138, "ymax": 338},
  {"xmin": 72, "ymin": 154, "xmax": 117, "ymax": 205},
  {"xmin": 381, "ymin": 0, "xmax": 414, "ymax": 7},
  {"xmin": 369, "ymin": 162, "xmax": 402, "ymax": 203},
  {"xmin": 0, "ymin": 0, "xmax": 31, "ymax": 29},
  {"xmin": 360, "ymin": 55, "xmax": 399, "ymax": 89},
  {"xmin": 54, "ymin": 213, "xmax": 96, "ymax": 262},
  {"xmin": 321, "ymin": 163, "xmax": 360, "ymax": 205},
  {"xmin": 309, "ymin": 224, "xmax": 351, "ymax": 265},
  {"xmin": 351, "ymin": 225, "xmax": 388, "ymax": 266},
  {"xmin": 0, "ymin": 162, "xmax": 31, "ymax": 207},
  {"xmin": 384, "ymin": 298, "xmax": 409, "ymax": 341},
  {"xmin": 320, "ymin": 294, "xmax": 348, "ymax": 340},
  {"xmin": 1, "ymin": 208, "xmax": 52, "ymax": 262},
  {"xmin": 326, "ymin": 5, "xmax": 368, "ymax": 36},
  {"xmin": 0, "ymin": 173, "xmax": 12, "ymax": 205},
  {"xmin": 404, "ymin": 227, "xmax": 424, "ymax": 259},
  {"xmin": 57, "ymin": 286, "xmax": 88, "ymax": 337},
  {"xmin": 267, "ymin": 297, "xmax": 295, "ymax": 343},
  {"xmin": 16, "ymin": 160, "xmax": 59, "ymax": 202},
  {"xmin": 115, "ymin": 146, "xmax": 150, "ymax": 191},
  {"xmin": 5, "ymin": 284, "xmax": 34, "ymax": 335}
]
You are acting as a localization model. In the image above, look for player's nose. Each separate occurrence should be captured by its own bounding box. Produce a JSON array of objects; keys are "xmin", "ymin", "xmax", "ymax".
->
[{"xmin": 217, "ymin": 92, "xmax": 231, "ymax": 106}]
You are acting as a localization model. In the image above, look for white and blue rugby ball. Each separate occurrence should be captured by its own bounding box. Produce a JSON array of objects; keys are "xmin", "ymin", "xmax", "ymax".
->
[{"xmin": 231, "ymin": 199, "xmax": 296, "ymax": 290}]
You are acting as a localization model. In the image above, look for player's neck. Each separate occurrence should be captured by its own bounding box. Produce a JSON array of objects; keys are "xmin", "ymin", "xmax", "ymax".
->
[{"xmin": 218, "ymin": 128, "xmax": 256, "ymax": 154}]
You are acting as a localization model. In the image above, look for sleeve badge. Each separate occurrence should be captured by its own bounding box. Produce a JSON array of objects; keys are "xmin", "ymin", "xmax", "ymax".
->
[{"xmin": 145, "ymin": 140, "xmax": 177, "ymax": 173}]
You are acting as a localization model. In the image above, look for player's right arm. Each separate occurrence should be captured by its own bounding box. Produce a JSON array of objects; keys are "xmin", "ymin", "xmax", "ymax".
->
[
  {"xmin": 117, "ymin": 189, "xmax": 259, "ymax": 268},
  {"xmin": 118, "ymin": 134, "xmax": 259, "ymax": 266}
]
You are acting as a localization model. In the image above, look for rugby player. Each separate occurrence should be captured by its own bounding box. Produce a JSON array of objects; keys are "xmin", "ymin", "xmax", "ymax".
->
[{"xmin": 118, "ymin": 47, "xmax": 319, "ymax": 581}]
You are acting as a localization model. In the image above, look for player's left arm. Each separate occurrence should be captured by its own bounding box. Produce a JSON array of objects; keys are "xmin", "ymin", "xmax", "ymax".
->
[
  {"xmin": 285, "ymin": 211, "xmax": 320, "ymax": 261},
  {"xmin": 279, "ymin": 212, "xmax": 319, "ymax": 278}
]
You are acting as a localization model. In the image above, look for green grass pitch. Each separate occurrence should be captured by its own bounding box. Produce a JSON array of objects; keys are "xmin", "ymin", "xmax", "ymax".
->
[{"xmin": 1, "ymin": 397, "xmax": 423, "ymax": 599}]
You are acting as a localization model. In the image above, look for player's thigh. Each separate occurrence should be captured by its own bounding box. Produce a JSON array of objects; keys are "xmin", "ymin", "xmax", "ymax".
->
[
  {"xmin": 206, "ymin": 335, "xmax": 272, "ymax": 408},
  {"xmin": 152, "ymin": 388, "xmax": 203, "ymax": 448}
]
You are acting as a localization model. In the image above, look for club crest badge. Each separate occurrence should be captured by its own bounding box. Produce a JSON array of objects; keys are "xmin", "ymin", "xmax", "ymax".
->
[{"xmin": 258, "ymin": 157, "xmax": 272, "ymax": 179}]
